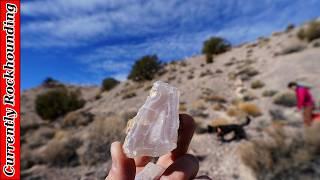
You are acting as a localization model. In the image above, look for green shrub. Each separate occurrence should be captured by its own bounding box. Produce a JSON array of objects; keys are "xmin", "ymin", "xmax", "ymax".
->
[
  {"xmin": 42, "ymin": 77, "xmax": 61, "ymax": 88},
  {"xmin": 202, "ymin": 37, "xmax": 231, "ymax": 55},
  {"xmin": 35, "ymin": 88, "xmax": 85, "ymax": 120},
  {"xmin": 128, "ymin": 55, "xmax": 162, "ymax": 81},
  {"xmin": 251, "ymin": 80, "xmax": 265, "ymax": 89},
  {"xmin": 273, "ymin": 92, "xmax": 296, "ymax": 107},
  {"xmin": 102, "ymin": 77, "xmax": 120, "ymax": 91},
  {"xmin": 286, "ymin": 24, "xmax": 295, "ymax": 32},
  {"xmin": 297, "ymin": 21, "xmax": 320, "ymax": 42},
  {"xmin": 202, "ymin": 37, "xmax": 231, "ymax": 63}
]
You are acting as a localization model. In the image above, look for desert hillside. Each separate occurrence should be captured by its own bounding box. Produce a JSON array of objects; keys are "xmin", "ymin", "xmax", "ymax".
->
[{"xmin": 22, "ymin": 20, "xmax": 320, "ymax": 180}]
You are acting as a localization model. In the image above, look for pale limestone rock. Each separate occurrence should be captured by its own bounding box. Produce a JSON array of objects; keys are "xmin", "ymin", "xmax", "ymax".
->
[
  {"xmin": 135, "ymin": 162, "xmax": 165, "ymax": 180},
  {"xmin": 123, "ymin": 81, "xmax": 180, "ymax": 158}
]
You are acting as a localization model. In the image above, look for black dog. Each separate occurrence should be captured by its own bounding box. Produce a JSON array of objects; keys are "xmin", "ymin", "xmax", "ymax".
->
[{"xmin": 207, "ymin": 116, "xmax": 251, "ymax": 142}]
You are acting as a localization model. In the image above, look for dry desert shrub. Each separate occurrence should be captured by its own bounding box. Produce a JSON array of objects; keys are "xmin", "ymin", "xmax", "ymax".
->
[
  {"xmin": 227, "ymin": 106, "xmax": 243, "ymax": 117},
  {"xmin": 121, "ymin": 110, "xmax": 137, "ymax": 122},
  {"xmin": 212, "ymin": 103, "xmax": 226, "ymax": 111},
  {"xmin": 187, "ymin": 74, "xmax": 194, "ymax": 79},
  {"xmin": 63, "ymin": 111, "xmax": 94, "ymax": 127},
  {"xmin": 313, "ymin": 39, "xmax": 320, "ymax": 47},
  {"xmin": 239, "ymin": 122, "xmax": 320, "ymax": 179},
  {"xmin": 262, "ymin": 90, "xmax": 278, "ymax": 97},
  {"xmin": 227, "ymin": 102, "xmax": 262, "ymax": 117},
  {"xmin": 210, "ymin": 118, "xmax": 231, "ymax": 126},
  {"xmin": 238, "ymin": 102, "xmax": 262, "ymax": 117},
  {"xmin": 304, "ymin": 121, "xmax": 320, "ymax": 151},
  {"xmin": 179, "ymin": 61, "xmax": 188, "ymax": 67},
  {"xmin": 122, "ymin": 92, "xmax": 137, "ymax": 99},
  {"xmin": 199, "ymin": 69, "xmax": 214, "ymax": 77},
  {"xmin": 78, "ymin": 116, "xmax": 125, "ymax": 165},
  {"xmin": 298, "ymin": 20, "xmax": 320, "ymax": 42},
  {"xmin": 39, "ymin": 130, "xmax": 81, "ymax": 167},
  {"xmin": 194, "ymin": 119, "xmax": 208, "ymax": 134},
  {"xmin": 273, "ymin": 92, "xmax": 297, "ymax": 107},
  {"xmin": 251, "ymin": 80, "xmax": 265, "ymax": 89},
  {"xmin": 203, "ymin": 95, "xmax": 227, "ymax": 104},
  {"xmin": 179, "ymin": 102, "xmax": 187, "ymax": 112},
  {"xmin": 190, "ymin": 100, "xmax": 208, "ymax": 118},
  {"xmin": 277, "ymin": 43, "xmax": 306, "ymax": 55},
  {"xmin": 192, "ymin": 100, "xmax": 207, "ymax": 111}
]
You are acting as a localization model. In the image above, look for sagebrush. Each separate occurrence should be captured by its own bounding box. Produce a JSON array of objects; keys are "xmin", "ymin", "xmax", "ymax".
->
[{"xmin": 35, "ymin": 88, "xmax": 85, "ymax": 120}]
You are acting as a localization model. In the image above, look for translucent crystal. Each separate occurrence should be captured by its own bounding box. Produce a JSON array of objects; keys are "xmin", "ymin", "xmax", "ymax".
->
[
  {"xmin": 123, "ymin": 81, "xmax": 180, "ymax": 158},
  {"xmin": 135, "ymin": 162, "xmax": 165, "ymax": 180}
]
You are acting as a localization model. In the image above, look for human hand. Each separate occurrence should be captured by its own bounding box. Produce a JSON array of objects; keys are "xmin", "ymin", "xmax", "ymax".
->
[{"xmin": 106, "ymin": 114, "xmax": 199, "ymax": 180}]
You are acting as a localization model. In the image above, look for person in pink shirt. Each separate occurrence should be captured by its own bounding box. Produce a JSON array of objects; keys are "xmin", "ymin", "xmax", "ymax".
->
[{"xmin": 288, "ymin": 82, "xmax": 315, "ymax": 126}]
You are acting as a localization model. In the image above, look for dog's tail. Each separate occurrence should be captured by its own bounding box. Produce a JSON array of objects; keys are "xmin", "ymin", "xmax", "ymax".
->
[{"xmin": 240, "ymin": 116, "xmax": 251, "ymax": 127}]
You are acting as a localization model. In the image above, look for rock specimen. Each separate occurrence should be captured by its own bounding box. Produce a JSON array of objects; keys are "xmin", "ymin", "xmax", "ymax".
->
[{"xmin": 123, "ymin": 81, "xmax": 180, "ymax": 158}]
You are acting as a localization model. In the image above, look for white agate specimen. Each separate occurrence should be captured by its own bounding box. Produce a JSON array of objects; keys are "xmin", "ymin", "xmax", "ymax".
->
[
  {"xmin": 123, "ymin": 81, "xmax": 180, "ymax": 158},
  {"xmin": 135, "ymin": 162, "xmax": 165, "ymax": 180}
]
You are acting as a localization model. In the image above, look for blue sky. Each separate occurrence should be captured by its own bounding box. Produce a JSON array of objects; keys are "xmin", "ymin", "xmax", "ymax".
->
[{"xmin": 22, "ymin": 0, "xmax": 320, "ymax": 90}]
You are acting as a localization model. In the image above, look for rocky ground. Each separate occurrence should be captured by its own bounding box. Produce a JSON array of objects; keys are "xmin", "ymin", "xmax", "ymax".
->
[{"xmin": 22, "ymin": 21, "xmax": 320, "ymax": 180}]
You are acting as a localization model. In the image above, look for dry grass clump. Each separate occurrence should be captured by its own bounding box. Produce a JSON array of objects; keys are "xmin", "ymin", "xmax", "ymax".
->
[
  {"xmin": 194, "ymin": 119, "xmax": 208, "ymax": 134},
  {"xmin": 262, "ymin": 90, "xmax": 278, "ymax": 97},
  {"xmin": 304, "ymin": 121, "xmax": 320, "ymax": 150},
  {"xmin": 235, "ymin": 67, "xmax": 259, "ymax": 81},
  {"xmin": 39, "ymin": 130, "xmax": 81, "ymax": 167},
  {"xmin": 179, "ymin": 61, "xmax": 188, "ymax": 67},
  {"xmin": 121, "ymin": 110, "xmax": 137, "ymax": 122},
  {"xmin": 187, "ymin": 74, "xmax": 194, "ymax": 80},
  {"xmin": 277, "ymin": 43, "xmax": 306, "ymax": 55},
  {"xmin": 227, "ymin": 106, "xmax": 243, "ymax": 117},
  {"xmin": 210, "ymin": 118, "xmax": 230, "ymax": 126},
  {"xmin": 298, "ymin": 20, "xmax": 320, "ymax": 42},
  {"xmin": 167, "ymin": 75, "xmax": 176, "ymax": 81},
  {"xmin": 251, "ymin": 80, "xmax": 265, "ymax": 89},
  {"xmin": 199, "ymin": 69, "xmax": 214, "ymax": 77},
  {"xmin": 239, "ymin": 123, "xmax": 320, "ymax": 179},
  {"xmin": 27, "ymin": 127, "xmax": 55, "ymax": 149},
  {"xmin": 190, "ymin": 100, "xmax": 208, "ymax": 118},
  {"xmin": 179, "ymin": 102, "xmax": 187, "ymax": 112},
  {"xmin": 224, "ymin": 61, "xmax": 234, "ymax": 67},
  {"xmin": 192, "ymin": 100, "xmax": 207, "ymax": 110},
  {"xmin": 238, "ymin": 102, "xmax": 262, "ymax": 117},
  {"xmin": 212, "ymin": 103, "xmax": 226, "ymax": 111},
  {"xmin": 78, "ymin": 116, "xmax": 125, "ymax": 165},
  {"xmin": 273, "ymin": 92, "xmax": 296, "ymax": 107},
  {"xmin": 122, "ymin": 92, "xmax": 137, "ymax": 99},
  {"xmin": 227, "ymin": 102, "xmax": 262, "ymax": 117},
  {"xmin": 313, "ymin": 39, "xmax": 320, "ymax": 47},
  {"xmin": 63, "ymin": 111, "xmax": 94, "ymax": 127},
  {"xmin": 203, "ymin": 95, "xmax": 227, "ymax": 103}
]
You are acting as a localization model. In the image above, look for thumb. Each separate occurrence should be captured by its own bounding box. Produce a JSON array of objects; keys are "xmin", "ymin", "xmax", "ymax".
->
[{"xmin": 106, "ymin": 141, "xmax": 136, "ymax": 180}]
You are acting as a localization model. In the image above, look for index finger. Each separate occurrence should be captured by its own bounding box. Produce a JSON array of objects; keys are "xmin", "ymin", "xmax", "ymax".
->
[{"xmin": 157, "ymin": 114, "xmax": 196, "ymax": 167}]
